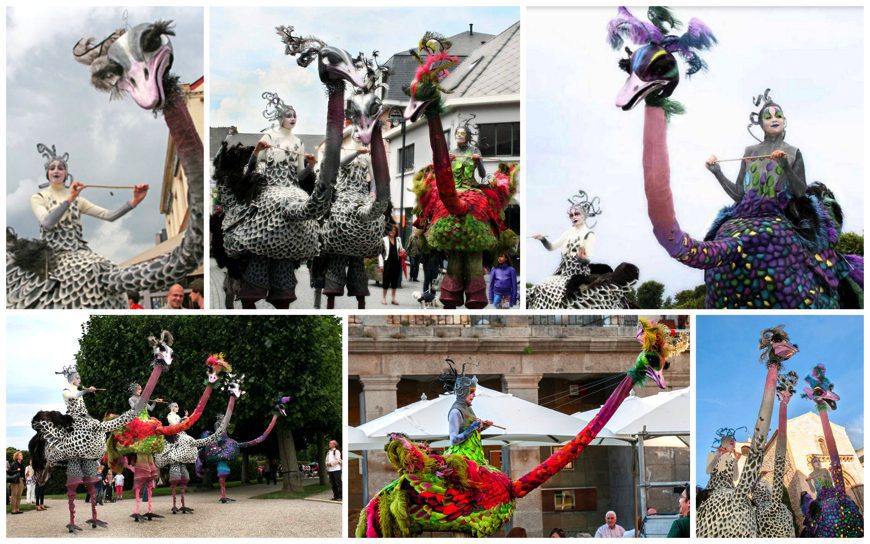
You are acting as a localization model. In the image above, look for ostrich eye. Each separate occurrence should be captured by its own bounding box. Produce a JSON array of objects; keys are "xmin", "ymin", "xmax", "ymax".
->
[
  {"xmin": 94, "ymin": 61, "xmax": 123, "ymax": 86},
  {"xmin": 369, "ymin": 99, "xmax": 382, "ymax": 117},
  {"xmin": 814, "ymin": 386, "xmax": 824, "ymax": 396},
  {"xmin": 141, "ymin": 27, "xmax": 164, "ymax": 54}
]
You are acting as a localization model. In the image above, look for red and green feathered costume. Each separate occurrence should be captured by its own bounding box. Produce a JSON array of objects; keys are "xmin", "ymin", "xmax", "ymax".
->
[
  {"xmin": 405, "ymin": 32, "xmax": 518, "ymax": 309},
  {"xmin": 356, "ymin": 319, "xmax": 688, "ymax": 537}
]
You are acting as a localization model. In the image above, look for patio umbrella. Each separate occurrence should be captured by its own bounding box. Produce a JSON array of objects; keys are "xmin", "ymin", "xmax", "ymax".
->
[
  {"xmin": 572, "ymin": 387, "xmax": 689, "ymax": 447},
  {"xmin": 353, "ymin": 385, "xmax": 591, "ymax": 449}
]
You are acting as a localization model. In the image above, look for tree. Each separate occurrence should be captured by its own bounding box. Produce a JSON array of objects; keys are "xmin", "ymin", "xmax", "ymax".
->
[
  {"xmin": 836, "ymin": 231, "xmax": 863, "ymax": 256},
  {"xmin": 636, "ymin": 280, "xmax": 665, "ymax": 309},
  {"xmin": 75, "ymin": 315, "xmax": 342, "ymax": 493},
  {"xmin": 670, "ymin": 284, "xmax": 707, "ymax": 309}
]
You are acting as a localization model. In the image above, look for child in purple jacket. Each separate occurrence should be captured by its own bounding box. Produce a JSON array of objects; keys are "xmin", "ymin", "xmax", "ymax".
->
[{"xmin": 488, "ymin": 254, "xmax": 518, "ymax": 308}]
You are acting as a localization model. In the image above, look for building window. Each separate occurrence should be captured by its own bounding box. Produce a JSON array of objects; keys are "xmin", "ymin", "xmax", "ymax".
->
[
  {"xmin": 554, "ymin": 490, "xmax": 575, "ymax": 511},
  {"xmin": 542, "ymin": 488, "xmax": 598, "ymax": 512},
  {"xmin": 818, "ymin": 438, "xmax": 828, "ymax": 455},
  {"xmin": 398, "ymin": 143, "xmax": 415, "ymax": 172},
  {"xmin": 478, "ymin": 122, "xmax": 520, "ymax": 157}
]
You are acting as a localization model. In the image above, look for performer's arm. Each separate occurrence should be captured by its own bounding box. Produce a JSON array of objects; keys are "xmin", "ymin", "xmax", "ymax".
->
[
  {"xmin": 31, "ymin": 194, "xmax": 72, "ymax": 229},
  {"xmin": 78, "ymin": 197, "xmax": 135, "ymax": 222},
  {"xmin": 448, "ymin": 409, "xmax": 481, "ymax": 445},
  {"xmin": 780, "ymin": 148, "xmax": 807, "ymax": 197}
]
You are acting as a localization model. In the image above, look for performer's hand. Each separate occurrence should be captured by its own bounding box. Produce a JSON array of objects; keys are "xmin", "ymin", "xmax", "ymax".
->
[
  {"xmin": 155, "ymin": 398, "xmax": 164, "ymax": 403},
  {"xmin": 770, "ymin": 149, "xmax": 787, "ymax": 162},
  {"xmin": 184, "ymin": 410, "xmax": 189, "ymax": 418},
  {"xmin": 131, "ymin": 184, "xmax": 149, "ymax": 207},
  {"xmin": 449, "ymin": 154, "xmax": 456, "ymax": 161},
  {"xmin": 472, "ymin": 154, "xmax": 481, "ymax": 162},
  {"xmin": 86, "ymin": 386, "xmax": 97, "ymax": 393},
  {"xmin": 577, "ymin": 247, "xmax": 587, "ymax": 258},
  {"xmin": 357, "ymin": 148, "xmax": 369, "ymax": 155},
  {"xmin": 254, "ymin": 140, "xmax": 271, "ymax": 155},
  {"xmin": 705, "ymin": 155, "xmax": 721, "ymax": 173},
  {"xmin": 482, "ymin": 420, "xmax": 493, "ymax": 429},
  {"xmin": 305, "ymin": 153, "xmax": 317, "ymax": 167},
  {"xmin": 531, "ymin": 234, "xmax": 545, "ymax": 241},
  {"xmin": 68, "ymin": 181, "xmax": 86, "ymax": 202}
]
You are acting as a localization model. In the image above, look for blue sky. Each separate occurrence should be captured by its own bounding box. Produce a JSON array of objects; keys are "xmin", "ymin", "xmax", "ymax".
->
[
  {"xmin": 210, "ymin": 7, "xmax": 519, "ymax": 134},
  {"xmin": 526, "ymin": 7, "xmax": 863, "ymax": 297},
  {"xmin": 696, "ymin": 315, "xmax": 863, "ymax": 486}
]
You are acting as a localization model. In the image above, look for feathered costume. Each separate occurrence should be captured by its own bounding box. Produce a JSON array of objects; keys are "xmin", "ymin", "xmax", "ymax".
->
[
  {"xmin": 611, "ymin": 7, "xmax": 863, "ymax": 309},
  {"xmin": 798, "ymin": 365, "xmax": 863, "ymax": 538},
  {"xmin": 404, "ymin": 33, "xmax": 518, "ymax": 309},
  {"xmin": 356, "ymin": 319, "xmax": 689, "ymax": 537}
]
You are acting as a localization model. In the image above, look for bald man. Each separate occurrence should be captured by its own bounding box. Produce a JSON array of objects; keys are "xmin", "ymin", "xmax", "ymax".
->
[{"xmin": 165, "ymin": 284, "xmax": 185, "ymax": 309}]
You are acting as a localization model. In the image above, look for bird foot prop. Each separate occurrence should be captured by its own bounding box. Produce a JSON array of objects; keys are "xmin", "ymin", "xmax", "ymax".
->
[
  {"xmin": 180, "ymin": 506, "xmax": 194, "ymax": 513},
  {"xmin": 144, "ymin": 512, "xmax": 164, "ymax": 520},
  {"xmin": 130, "ymin": 513, "xmax": 146, "ymax": 522},
  {"xmin": 87, "ymin": 518, "xmax": 108, "ymax": 528},
  {"xmin": 66, "ymin": 523, "xmax": 83, "ymax": 533},
  {"xmin": 171, "ymin": 506, "xmax": 179, "ymax": 514},
  {"xmin": 219, "ymin": 497, "xmax": 236, "ymax": 503}
]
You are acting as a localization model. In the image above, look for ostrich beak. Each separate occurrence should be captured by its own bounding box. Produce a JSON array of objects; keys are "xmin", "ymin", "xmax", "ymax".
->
[
  {"xmin": 771, "ymin": 341, "xmax": 798, "ymax": 360},
  {"xmin": 404, "ymin": 94, "xmax": 428, "ymax": 123},
  {"xmin": 616, "ymin": 71, "xmax": 666, "ymax": 111},
  {"xmin": 645, "ymin": 365, "xmax": 667, "ymax": 389}
]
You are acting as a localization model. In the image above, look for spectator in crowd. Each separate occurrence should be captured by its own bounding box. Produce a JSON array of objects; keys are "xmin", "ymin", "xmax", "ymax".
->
[
  {"xmin": 667, "ymin": 484, "xmax": 690, "ymax": 538},
  {"xmin": 114, "ymin": 472, "xmax": 125, "ymax": 500},
  {"xmin": 24, "ymin": 461, "xmax": 35, "ymax": 505},
  {"xmin": 488, "ymin": 253, "xmax": 518, "ymax": 308},
  {"xmin": 595, "ymin": 511, "xmax": 625, "ymax": 538},
  {"xmin": 549, "ymin": 528, "xmax": 566, "ymax": 538},
  {"xmin": 189, "ymin": 278, "xmax": 205, "ymax": 309},
  {"xmin": 407, "ymin": 228, "xmax": 422, "ymax": 282},
  {"xmin": 7, "ymin": 451, "xmax": 26, "ymax": 514},
  {"xmin": 506, "ymin": 527, "xmax": 528, "ymax": 537},
  {"xmin": 165, "ymin": 283, "xmax": 186, "ymax": 309},
  {"xmin": 128, "ymin": 291, "xmax": 144, "ymax": 309},
  {"xmin": 326, "ymin": 439, "xmax": 342, "ymax": 501}
]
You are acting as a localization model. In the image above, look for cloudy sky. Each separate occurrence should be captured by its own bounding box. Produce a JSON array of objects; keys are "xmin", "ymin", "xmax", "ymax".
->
[
  {"xmin": 6, "ymin": 7, "xmax": 203, "ymax": 262},
  {"xmin": 5, "ymin": 314, "xmax": 90, "ymax": 449},
  {"xmin": 526, "ymin": 7, "xmax": 864, "ymax": 297},
  {"xmin": 696, "ymin": 315, "xmax": 863, "ymax": 487},
  {"xmin": 210, "ymin": 7, "xmax": 519, "ymax": 135}
]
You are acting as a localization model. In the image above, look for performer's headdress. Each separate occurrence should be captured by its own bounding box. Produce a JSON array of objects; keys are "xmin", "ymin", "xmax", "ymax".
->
[
  {"xmin": 712, "ymin": 426, "xmax": 746, "ymax": 449},
  {"xmin": 128, "ymin": 382, "xmax": 141, "ymax": 395},
  {"xmin": 168, "ymin": 402, "xmax": 179, "ymax": 411},
  {"xmin": 454, "ymin": 113, "xmax": 479, "ymax": 147},
  {"xmin": 567, "ymin": 190, "xmax": 603, "ymax": 229},
  {"xmin": 747, "ymin": 88, "xmax": 785, "ymax": 142},
  {"xmin": 801, "ymin": 363, "xmax": 839, "ymax": 411},
  {"xmin": 438, "ymin": 358, "xmax": 478, "ymax": 400},
  {"xmin": 261, "ymin": 91, "xmax": 295, "ymax": 129},
  {"xmin": 37, "ymin": 143, "xmax": 73, "ymax": 188},
  {"xmin": 55, "ymin": 364, "xmax": 80, "ymax": 383},
  {"xmin": 757, "ymin": 325, "xmax": 798, "ymax": 366}
]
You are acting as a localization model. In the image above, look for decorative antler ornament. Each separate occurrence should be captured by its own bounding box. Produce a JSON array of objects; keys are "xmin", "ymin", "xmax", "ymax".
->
[
  {"xmin": 567, "ymin": 190, "xmax": 603, "ymax": 228},
  {"xmin": 261, "ymin": 91, "xmax": 294, "ymax": 123},
  {"xmin": 275, "ymin": 25, "xmax": 325, "ymax": 67},
  {"xmin": 712, "ymin": 426, "xmax": 747, "ymax": 449},
  {"xmin": 404, "ymin": 32, "xmax": 460, "ymax": 118},
  {"xmin": 746, "ymin": 88, "xmax": 785, "ymax": 142},
  {"xmin": 55, "ymin": 364, "xmax": 80, "ymax": 382}
]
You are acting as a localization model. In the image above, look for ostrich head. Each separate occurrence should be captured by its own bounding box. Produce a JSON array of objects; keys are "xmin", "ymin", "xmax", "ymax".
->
[
  {"xmin": 147, "ymin": 330, "xmax": 175, "ymax": 368},
  {"xmin": 631, "ymin": 318, "xmax": 689, "ymax": 389},
  {"xmin": 273, "ymin": 395, "xmax": 294, "ymax": 417},
  {"xmin": 802, "ymin": 364, "xmax": 840, "ymax": 411},
  {"xmin": 345, "ymin": 52, "xmax": 389, "ymax": 145},
  {"xmin": 758, "ymin": 326, "xmax": 798, "ymax": 367},
  {"xmin": 276, "ymin": 26, "xmax": 365, "ymax": 89},
  {"xmin": 615, "ymin": 43, "xmax": 679, "ymax": 111},
  {"xmin": 74, "ymin": 20, "xmax": 176, "ymax": 110},
  {"xmin": 403, "ymin": 32, "xmax": 459, "ymax": 122}
]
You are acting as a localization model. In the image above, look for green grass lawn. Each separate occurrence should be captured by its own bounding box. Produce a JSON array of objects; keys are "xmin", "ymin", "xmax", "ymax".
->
[
  {"xmin": 251, "ymin": 484, "xmax": 330, "ymax": 500},
  {"xmin": 43, "ymin": 480, "xmax": 252, "ymax": 500}
]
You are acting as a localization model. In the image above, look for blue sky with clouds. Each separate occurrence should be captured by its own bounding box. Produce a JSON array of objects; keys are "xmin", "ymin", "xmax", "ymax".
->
[
  {"xmin": 6, "ymin": 7, "xmax": 203, "ymax": 262},
  {"xmin": 526, "ymin": 7, "xmax": 864, "ymax": 297},
  {"xmin": 210, "ymin": 7, "xmax": 519, "ymax": 134},
  {"xmin": 696, "ymin": 314, "xmax": 863, "ymax": 486}
]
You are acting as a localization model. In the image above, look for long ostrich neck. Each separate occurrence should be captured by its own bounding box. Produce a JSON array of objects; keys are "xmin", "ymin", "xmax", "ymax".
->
[
  {"xmin": 158, "ymin": 382, "xmax": 214, "ymax": 436},
  {"xmin": 772, "ymin": 396, "xmax": 789, "ymax": 497},
  {"xmin": 370, "ymin": 124, "xmax": 391, "ymax": 203},
  {"xmin": 818, "ymin": 408, "xmax": 846, "ymax": 499},
  {"xmin": 642, "ymin": 107, "xmax": 738, "ymax": 268},
  {"xmin": 512, "ymin": 375, "xmax": 634, "ymax": 498},
  {"xmin": 239, "ymin": 414, "xmax": 279, "ymax": 448},
  {"xmin": 192, "ymin": 395, "xmax": 236, "ymax": 448},
  {"xmin": 736, "ymin": 363, "xmax": 779, "ymax": 496},
  {"xmin": 427, "ymin": 112, "xmax": 468, "ymax": 216},
  {"xmin": 316, "ymin": 85, "xmax": 346, "ymax": 196},
  {"xmin": 134, "ymin": 364, "xmax": 165, "ymax": 412},
  {"xmin": 105, "ymin": 90, "xmax": 203, "ymax": 294}
]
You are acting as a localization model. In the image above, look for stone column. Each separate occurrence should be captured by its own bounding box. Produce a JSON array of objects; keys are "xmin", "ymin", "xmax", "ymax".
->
[
  {"xmin": 360, "ymin": 375, "xmax": 401, "ymax": 499},
  {"xmin": 502, "ymin": 373, "xmax": 543, "ymax": 537}
]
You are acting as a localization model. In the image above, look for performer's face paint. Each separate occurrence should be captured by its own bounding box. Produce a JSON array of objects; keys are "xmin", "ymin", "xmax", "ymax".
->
[
  {"xmin": 71, "ymin": 373, "xmax": 81, "ymax": 386},
  {"xmin": 761, "ymin": 106, "xmax": 785, "ymax": 136},
  {"xmin": 281, "ymin": 109, "xmax": 297, "ymax": 130},
  {"xmin": 568, "ymin": 207, "xmax": 586, "ymax": 226},
  {"xmin": 136, "ymin": 384, "xmax": 143, "ymax": 396},
  {"xmin": 464, "ymin": 388, "xmax": 476, "ymax": 405},
  {"xmin": 812, "ymin": 457, "xmax": 821, "ymax": 469},
  {"xmin": 455, "ymin": 128, "xmax": 467, "ymax": 146},
  {"xmin": 47, "ymin": 160, "xmax": 67, "ymax": 185}
]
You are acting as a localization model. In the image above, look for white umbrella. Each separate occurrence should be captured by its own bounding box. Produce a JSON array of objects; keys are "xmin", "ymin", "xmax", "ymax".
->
[
  {"xmin": 572, "ymin": 388, "xmax": 689, "ymax": 448},
  {"xmin": 347, "ymin": 425, "xmax": 387, "ymax": 450},
  {"xmin": 354, "ymin": 385, "xmax": 591, "ymax": 449}
]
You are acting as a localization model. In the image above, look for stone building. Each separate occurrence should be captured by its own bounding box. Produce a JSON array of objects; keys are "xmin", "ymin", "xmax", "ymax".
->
[{"xmin": 348, "ymin": 314, "xmax": 690, "ymax": 537}]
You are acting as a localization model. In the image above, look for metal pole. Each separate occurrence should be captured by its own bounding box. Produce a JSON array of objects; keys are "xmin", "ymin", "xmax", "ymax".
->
[
  {"xmin": 638, "ymin": 429, "xmax": 647, "ymax": 519},
  {"xmin": 399, "ymin": 120, "xmax": 407, "ymax": 237},
  {"xmin": 632, "ymin": 439, "xmax": 639, "ymax": 538},
  {"xmin": 502, "ymin": 445, "xmax": 512, "ymax": 532},
  {"xmin": 360, "ymin": 390, "xmax": 368, "ymax": 505}
]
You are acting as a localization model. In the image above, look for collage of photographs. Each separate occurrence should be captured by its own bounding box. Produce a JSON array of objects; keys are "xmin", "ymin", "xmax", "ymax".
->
[{"xmin": 2, "ymin": 3, "xmax": 864, "ymax": 541}]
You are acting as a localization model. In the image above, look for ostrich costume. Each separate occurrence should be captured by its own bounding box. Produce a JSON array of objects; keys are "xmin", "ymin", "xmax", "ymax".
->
[
  {"xmin": 7, "ymin": 21, "xmax": 203, "ymax": 309},
  {"xmin": 154, "ymin": 368, "xmax": 242, "ymax": 514},
  {"xmin": 105, "ymin": 353, "xmax": 232, "ymax": 521},
  {"xmin": 403, "ymin": 33, "xmax": 518, "ymax": 309},
  {"xmin": 798, "ymin": 365, "xmax": 863, "ymax": 537},
  {"xmin": 217, "ymin": 27, "xmax": 367, "ymax": 306},
  {"xmin": 357, "ymin": 320, "xmax": 688, "ymax": 537},
  {"xmin": 610, "ymin": 6, "xmax": 863, "ymax": 309},
  {"xmin": 29, "ymin": 331, "xmax": 175, "ymax": 533},
  {"xmin": 696, "ymin": 326, "xmax": 799, "ymax": 537},
  {"xmin": 197, "ymin": 395, "xmax": 292, "ymax": 502},
  {"xmin": 528, "ymin": 191, "xmax": 639, "ymax": 309},
  {"xmin": 319, "ymin": 53, "xmax": 392, "ymax": 309}
]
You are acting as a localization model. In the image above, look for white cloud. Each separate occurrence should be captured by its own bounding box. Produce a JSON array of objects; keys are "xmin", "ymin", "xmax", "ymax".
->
[{"xmin": 88, "ymin": 219, "xmax": 151, "ymax": 262}]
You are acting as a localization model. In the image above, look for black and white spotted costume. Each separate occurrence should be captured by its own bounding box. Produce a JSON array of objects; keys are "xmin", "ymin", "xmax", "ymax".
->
[
  {"xmin": 528, "ymin": 227, "xmax": 636, "ymax": 309},
  {"xmin": 755, "ymin": 372, "xmax": 797, "ymax": 537},
  {"xmin": 321, "ymin": 151, "xmax": 387, "ymax": 296}
]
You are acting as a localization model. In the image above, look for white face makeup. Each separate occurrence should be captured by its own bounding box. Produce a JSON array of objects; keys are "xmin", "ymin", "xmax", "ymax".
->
[
  {"xmin": 760, "ymin": 106, "xmax": 785, "ymax": 136},
  {"xmin": 568, "ymin": 208, "xmax": 586, "ymax": 226},
  {"xmin": 47, "ymin": 160, "xmax": 67, "ymax": 185},
  {"xmin": 455, "ymin": 128, "xmax": 468, "ymax": 146},
  {"xmin": 281, "ymin": 110, "xmax": 297, "ymax": 129}
]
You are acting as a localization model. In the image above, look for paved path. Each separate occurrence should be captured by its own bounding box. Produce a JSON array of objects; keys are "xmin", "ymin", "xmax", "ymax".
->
[
  {"xmin": 6, "ymin": 484, "xmax": 341, "ymax": 538},
  {"xmin": 209, "ymin": 258, "xmax": 506, "ymax": 310}
]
